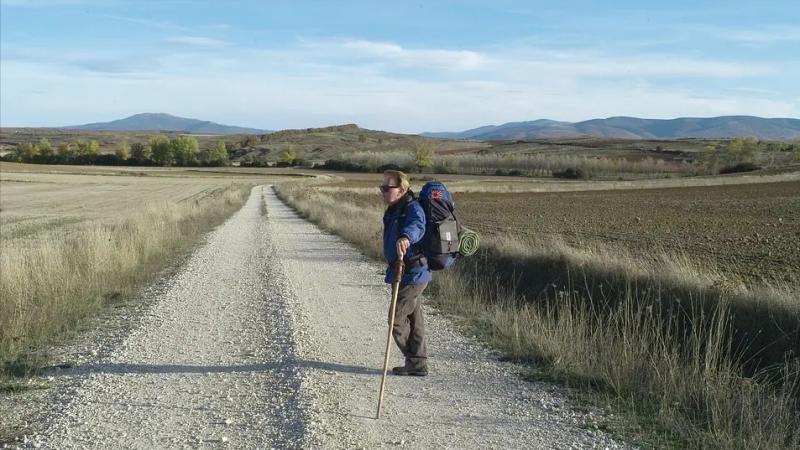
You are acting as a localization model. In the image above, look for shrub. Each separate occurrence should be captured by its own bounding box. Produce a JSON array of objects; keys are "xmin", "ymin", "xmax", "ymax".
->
[
  {"xmin": 553, "ymin": 167, "xmax": 587, "ymax": 179},
  {"xmin": 377, "ymin": 163, "xmax": 403, "ymax": 172},
  {"xmin": 322, "ymin": 159, "xmax": 370, "ymax": 172},
  {"xmin": 415, "ymin": 142, "xmax": 435, "ymax": 170},
  {"xmin": 282, "ymin": 144, "xmax": 296, "ymax": 165},
  {"xmin": 719, "ymin": 162, "xmax": 761, "ymax": 174}
]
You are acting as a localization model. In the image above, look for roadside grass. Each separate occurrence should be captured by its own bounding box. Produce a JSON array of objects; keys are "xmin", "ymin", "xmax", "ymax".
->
[
  {"xmin": 0, "ymin": 183, "xmax": 253, "ymax": 377},
  {"xmin": 274, "ymin": 181, "xmax": 800, "ymax": 450}
]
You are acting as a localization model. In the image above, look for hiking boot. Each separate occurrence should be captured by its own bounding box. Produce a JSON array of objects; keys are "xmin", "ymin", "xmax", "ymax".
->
[{"xmin": 392, "ymin": 364, "xmax": 428, "ymax": 377}]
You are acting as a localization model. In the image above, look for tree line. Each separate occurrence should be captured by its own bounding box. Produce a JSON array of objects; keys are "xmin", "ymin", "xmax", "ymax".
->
[
  {"xmin": 3, "ymin": 136, "xmax": 230, "ymax": 167},
  {"xmin": 699, "ymin": 137, "xmax": 800, "ymax": 174}
]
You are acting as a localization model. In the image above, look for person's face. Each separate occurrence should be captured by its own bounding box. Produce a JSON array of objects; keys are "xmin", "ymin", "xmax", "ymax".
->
[{"xmin": 380, "ymin": 174, "xmax": 405, "ymax": 205}]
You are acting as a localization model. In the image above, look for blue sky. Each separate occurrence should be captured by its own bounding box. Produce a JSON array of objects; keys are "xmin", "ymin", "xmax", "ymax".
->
[{"xmin": 1, "ymin": 0, "xmax": 798, "ymax": 133}]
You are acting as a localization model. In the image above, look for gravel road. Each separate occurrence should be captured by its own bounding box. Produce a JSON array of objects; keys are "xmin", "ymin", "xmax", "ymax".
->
[{"xmin": 5, "ymin": 185, "xmax": 629, "ymax": 449}]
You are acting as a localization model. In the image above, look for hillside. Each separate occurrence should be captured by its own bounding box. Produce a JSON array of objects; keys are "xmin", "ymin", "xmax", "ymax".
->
[{"xmin": 0, "ymin": 124, "xmax": 488, "ymax": 162}]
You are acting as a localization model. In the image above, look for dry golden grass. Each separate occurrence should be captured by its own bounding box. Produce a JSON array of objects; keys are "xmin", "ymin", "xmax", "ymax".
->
[
  {"xmin": 274, "ymin": 180, "xmax": 800, "ymax": 449},
  {"xmin": 0, "ymin": 186, "xmax": 251, "ymax": 374},
  {"xmin": 0, "ymin": 164, "xmax": 300, "ymax": 375}
]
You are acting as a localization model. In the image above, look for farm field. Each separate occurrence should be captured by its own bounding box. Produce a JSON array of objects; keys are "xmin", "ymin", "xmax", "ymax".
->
[
  {"xmin": 0, "ymin": 162, "xmax": 312, "ymax": 239},
  {"xmin": 456, "ymin": 180, "xmax": 800, "ymax": 285},
  {"xmin": 0, "ymin": 162, "xmax": 310, "ymax": 377},
  {"xmin": 309, "ymin": 174, "xmax": 800, "ymax": 285}
]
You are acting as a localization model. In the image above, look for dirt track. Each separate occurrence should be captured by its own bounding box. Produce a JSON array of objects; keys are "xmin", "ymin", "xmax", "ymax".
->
[{"xmin": 3, "ymin": 186, "xmax": 628, "ymax": 449}]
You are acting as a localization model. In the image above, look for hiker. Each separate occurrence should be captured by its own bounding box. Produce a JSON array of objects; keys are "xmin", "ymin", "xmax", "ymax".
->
[{"xmin": 381, "ymin": 169, "xmax": 431, "ymax": 377}]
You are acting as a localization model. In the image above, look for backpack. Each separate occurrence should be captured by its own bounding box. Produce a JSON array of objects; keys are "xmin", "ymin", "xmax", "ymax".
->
[{"xmin": 417, "ymin": 181, "xmax": 460, "ymax": 271}]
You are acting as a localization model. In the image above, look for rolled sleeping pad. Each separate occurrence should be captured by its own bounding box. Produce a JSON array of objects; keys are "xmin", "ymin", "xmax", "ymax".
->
[{"xmin": 458, "ymin": 227, "xmax": 480, "ymax": 256}]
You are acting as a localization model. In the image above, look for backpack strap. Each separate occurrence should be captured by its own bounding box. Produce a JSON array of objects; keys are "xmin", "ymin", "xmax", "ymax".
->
[
  {"xmin": 394, "ymin": 190, "xmax": 416, "ymax": 225},
  {"xmin": 394, "ymin": 191, "xmax": 425, "ymax": 267}
]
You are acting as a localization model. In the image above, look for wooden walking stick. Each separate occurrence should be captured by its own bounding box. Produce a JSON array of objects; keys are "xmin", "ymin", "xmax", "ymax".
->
[{"xmin": 376, "ymin": 259, "xmax": 405, "ymax": 419}]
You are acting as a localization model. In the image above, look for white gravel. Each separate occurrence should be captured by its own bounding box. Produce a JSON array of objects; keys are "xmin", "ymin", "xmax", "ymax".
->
[{"xmin": 4, "ymin": 185, "xmax": 632, "ymax": 449}]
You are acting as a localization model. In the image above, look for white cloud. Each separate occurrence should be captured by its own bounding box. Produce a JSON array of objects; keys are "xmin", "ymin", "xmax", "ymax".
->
[
  {"xmin": 166, "ymin": 36, "xmax": 227, "ymax": 47},
  {"xmin": 340, "ymin": 39, "xmax": 487, "ymax": 70},
  {"xmin": 485, "ymin": 46, "xmax": 774, "ymax": 79},
  {"xmin": 713, "ymin": 25, "xmax": 800, "ymax": 43}
]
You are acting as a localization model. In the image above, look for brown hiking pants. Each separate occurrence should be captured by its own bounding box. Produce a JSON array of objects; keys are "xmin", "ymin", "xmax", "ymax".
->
[{"xmin": 388, "ymin": 282, "xmax": 429, "ymax": 369}]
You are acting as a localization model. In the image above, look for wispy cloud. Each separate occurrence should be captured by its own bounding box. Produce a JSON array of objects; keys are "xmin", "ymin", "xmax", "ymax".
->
[
  {"xmin": 1, "ymin": 44, "xmax": 159, "ymax": 75},
  {"xmin": 707, "ymin": 25, "xmax": 800, "ymax": 43},
  {"xmin": 1, "ymin": 0, "xmax": 114, "ymax": 6},
  {"xmin": 504, "ymin": 51, "xmax": 774, "ymax": 79},
  {"xmin": 166, "ymin": 36, "xmax": 227, "ymax": 47},
  {"xmin": 99, "ymin": 13, "xmax": 188, "ymax": 32},
  {"xmin": 339, "ymin": 39, "xmax": 487, "ymax": 70}
]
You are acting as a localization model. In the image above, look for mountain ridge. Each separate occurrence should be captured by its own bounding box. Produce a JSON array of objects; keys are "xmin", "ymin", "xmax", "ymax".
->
[
  {"xmin": 67, "ymin": 113, "xmax": 270, "ymax": 135},
  {"xmin": 421, "ymin": 116, "xmax": 800, "ymax": 140}
]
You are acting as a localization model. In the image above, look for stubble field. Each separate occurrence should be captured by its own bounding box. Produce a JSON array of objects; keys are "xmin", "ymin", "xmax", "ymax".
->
[{"xmin": 0, "ymin": 162, "xmax": 305, "ymax": 376}]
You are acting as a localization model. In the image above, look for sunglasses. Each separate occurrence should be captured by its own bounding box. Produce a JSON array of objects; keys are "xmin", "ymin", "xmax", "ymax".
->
[{"xmin": 379, "ymin": 184, "xmax": 400, "ymax": 193}]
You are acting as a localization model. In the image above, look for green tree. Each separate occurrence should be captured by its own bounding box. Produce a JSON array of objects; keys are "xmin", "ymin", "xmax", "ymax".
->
[
  {"xmin": 358, "ymin": 134, "xmax": 367, "ymax": 143},
  {"xmin": 700, "ymin": 145, "xmax": 720, "ymax": 174},
  {"xmin": 17, "ymin": 143, "xmax": 39, "ymax": 161},
  {"xmin": 199, "ymin": 141, "xmax": 228, "ymax": 166},
  {"xmin": 739, "ymin": 137, "xmax": 762, "ymax": 164},
  {"xmin": 211, "ymin": 141, "xmax": 229, "ymax": 165},
  {"xmin": 725, "ymin": 138, "xmax": 743, "ymax": 165},
  {"xmin": 282, "ymin": 144, "xmax": 296, "ymax": 165},
  {"xmin": 115, "ymin": 139, "xmax": 131, "ymax": 160},
  {"xmin": 57, "ymin": 142, "xmax": 75, "ymax": 160},
  {"xmin": 725, "ymin": 137, "xmax": 761, "ymax": 166},
  {"xmin": 75, "ymin": 140, "xmax": 99, "ymax": 156},
  {"xmin": 150, "ymin": 136, "xmax": 174, "ymax": 166},
  {"xmin": 37, "ymin": 138, "xmax": 53, "ymax": 157},
  {"xmin": 130, "ymin": 142, "xmax": 151, "ymax": 161},
  {"xmin": 241, "ymin": 135, "xmax": 259, "ymax": 147},
  {"xmin": 414, "ymin": 142, "xmax": 435, "ymax": 170},
  {"xmin": 171, "ymin": 136, "xmax": 199, "ymax": 166}
]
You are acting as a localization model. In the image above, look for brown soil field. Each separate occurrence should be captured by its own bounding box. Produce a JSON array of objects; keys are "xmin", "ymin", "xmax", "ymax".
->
[
  {"xmin": 322, "ymin": 177, "xmax": 800, "ymax": 285},
  {"xmin": 456, "ymin": 180, "xmax": 800, "ymax": 285}
]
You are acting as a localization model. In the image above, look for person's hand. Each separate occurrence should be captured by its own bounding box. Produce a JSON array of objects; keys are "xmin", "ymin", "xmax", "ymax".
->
[{"xmin": 396, "ymin": 237, "xmax": 410, "ymax": 260}]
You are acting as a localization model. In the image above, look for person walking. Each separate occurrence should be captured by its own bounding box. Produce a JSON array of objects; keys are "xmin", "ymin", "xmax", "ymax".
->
[{"xmin": 380, "ymin": 169, "xmax": 431, "ymax": 376}]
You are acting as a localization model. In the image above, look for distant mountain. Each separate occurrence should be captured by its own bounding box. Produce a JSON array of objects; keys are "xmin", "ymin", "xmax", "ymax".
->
[
  {"xmin": 421, "ymin": 116, "xmax": 800, "ymax": 140},
  {"xmin": 67, "ymin": 113, "xmax": 270, "ymax": 134}
]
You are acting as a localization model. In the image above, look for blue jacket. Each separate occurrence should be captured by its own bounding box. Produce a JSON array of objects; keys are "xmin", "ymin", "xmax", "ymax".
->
[{"xmin": 382, "ymin": 192, "xmax": 432, "ymax": 285}]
